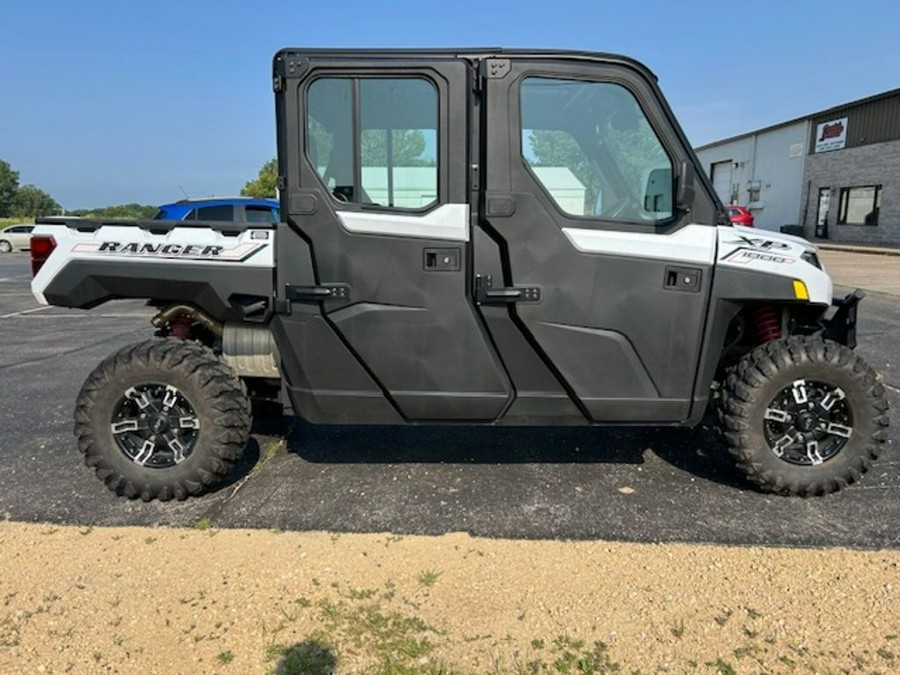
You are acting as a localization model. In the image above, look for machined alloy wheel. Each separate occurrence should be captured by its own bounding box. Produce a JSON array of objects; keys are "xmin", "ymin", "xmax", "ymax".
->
[
  {"xmin": 720, "ymin": 336, "xmax": 889, "ymax": 495},
  {"xmin": 110, "ymin": 383, "xmax": 202, "ymax": 468},
  {"xmin": 75, "ymin": 339, "xmax": 251, "ymax": 501},
  {"xmin": 762, "ymin": 378, "xmax": 853, "ymax": 466}
]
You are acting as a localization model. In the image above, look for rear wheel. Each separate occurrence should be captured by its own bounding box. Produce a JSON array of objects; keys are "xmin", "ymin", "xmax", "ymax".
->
[
  {"xmin": 0, "ymin": 240, "xmax": 12, "ymax": 253},
  {"xmin": 720, "ymin": 336, "xmax": 889, "ymax": 495},
  {"xmin": 74, "ymin": 340, "xmax": 251, "ymax": 501}
]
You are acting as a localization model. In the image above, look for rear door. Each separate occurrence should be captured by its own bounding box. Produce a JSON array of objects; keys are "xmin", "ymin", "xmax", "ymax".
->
[
  {"xmin": 273, "ymin": 53, "xmax": 510, "ymax": 422},
  {"xmin": 481, "ymin": 57, "xmax": 719, "ymax": 422}
]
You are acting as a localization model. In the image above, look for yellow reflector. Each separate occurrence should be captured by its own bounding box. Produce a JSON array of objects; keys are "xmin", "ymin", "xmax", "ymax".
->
[{"xmin": 793, "ymin": 280, "xmax": 809, "ymax": 300}]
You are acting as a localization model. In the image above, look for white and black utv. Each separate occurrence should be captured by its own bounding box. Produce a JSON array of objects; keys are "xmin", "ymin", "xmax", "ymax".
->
[{"xmin": 31, "ymin": 49, "xmax": 888, "ymax": 500}]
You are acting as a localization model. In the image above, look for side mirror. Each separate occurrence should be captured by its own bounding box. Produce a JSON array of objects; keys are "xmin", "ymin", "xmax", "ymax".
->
[{"xmin": 676, "ymin": 160, "xmax": 695, "ymax": 212}]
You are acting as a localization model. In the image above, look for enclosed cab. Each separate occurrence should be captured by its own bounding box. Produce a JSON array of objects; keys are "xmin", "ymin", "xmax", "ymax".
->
[{"xmin": 30, "ymin": 49, "xmax": 888, "ymax": 501}]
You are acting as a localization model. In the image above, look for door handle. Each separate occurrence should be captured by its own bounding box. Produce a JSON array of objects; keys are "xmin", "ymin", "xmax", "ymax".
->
[
  {"xmin": 474, "ymin": 275, "xmax": 541, "ymax": 304},
  {"xmin": 284, "ymin": 283, "xmax": 350, "ymax": 301}
]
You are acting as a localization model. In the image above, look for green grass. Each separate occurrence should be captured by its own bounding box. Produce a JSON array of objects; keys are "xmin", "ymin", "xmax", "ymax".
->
[
  {"xmin": 0, "ymin": 217, "xmax": 33, "ymax": 230},
  {"xmin": 417, "ymin": 569, "xmax": 443, "ymax": 588},
  {"xmin": 194, "ymin": 516, "xmax": 214, "ymax": 531}
]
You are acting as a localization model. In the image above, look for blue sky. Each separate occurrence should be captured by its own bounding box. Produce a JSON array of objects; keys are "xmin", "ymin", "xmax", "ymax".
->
[{"xmin": 2, "ymin": 0, "xmax": 898, "ymax": 210}]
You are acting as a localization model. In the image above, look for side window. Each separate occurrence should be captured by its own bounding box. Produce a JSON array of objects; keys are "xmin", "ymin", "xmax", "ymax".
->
[
  {"xmin": 520, "ymin": 77, "xmax": 673, "ymax": 223},
  {"xmin": 192, "ymin": 205, "xmax": 234, "ymax": 221},
  {"xmin": 245, "ymin": 205, "xmax": 277, "ymax": 223},
  {"xmin": 307, "ymin": 77, "xmax": 438, "ymax": 209}
]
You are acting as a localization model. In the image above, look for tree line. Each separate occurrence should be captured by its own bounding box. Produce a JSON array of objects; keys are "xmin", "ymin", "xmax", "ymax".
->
[
  {"xmin": 0, "ymin": 159, "xmax": 61, "ymax": 219},
  {"xmin": 0, "ymin": 158, "xmax": 158, "ymax": 221}
]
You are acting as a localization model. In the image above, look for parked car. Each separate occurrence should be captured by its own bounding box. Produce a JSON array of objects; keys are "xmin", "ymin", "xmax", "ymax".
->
[
  {"xmin": 0, "ymin": 224, "xmax": 35, "ymax": 253},
  {"xmin": 152, "ymin": 197, "xmax": 279, "ymax": 223},
  {"xmin": 726, "ymin": 205, "xmax": 754, "ymax": 227}
]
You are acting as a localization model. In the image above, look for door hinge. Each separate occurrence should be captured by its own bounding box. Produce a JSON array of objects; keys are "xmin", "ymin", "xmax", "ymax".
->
[
  {"xmin": 474, "ymin": 275, "xmax": 540, "ymax": 305},
  {"xmin": 481, "ymin": 58, "xmax": 511, "ymax": 79},
  {"xmin": 273, "ymin": 74, "xmax": 284, "ymax": 92}
]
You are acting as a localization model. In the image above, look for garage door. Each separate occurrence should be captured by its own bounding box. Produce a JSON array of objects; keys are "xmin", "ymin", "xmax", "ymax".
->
[{"xmin": 711, "ymin": 161, "xmax": 733, "ymax": 203}]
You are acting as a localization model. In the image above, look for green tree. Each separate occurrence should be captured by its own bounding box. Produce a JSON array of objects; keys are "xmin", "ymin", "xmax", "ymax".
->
[
  {"xmin": 70, "ymin": 203, "xmax": 158, "ymax": 219},
  {"xmin": 529, "ymin": 130, "xmax": 601, "ymax": 213},
  {"xmin": 0, "ymin": 159, "xmax": 20, "ymax": 217},
  {"xmin": 11, "ymin": 184, "xmax": 60, "ymax": 219},
  {"xmin": 361, "ymin": 129, "xmax": 433, "ymax": 167},
  {"xmin": 241, "ymin": 158, "xmax": 278, "ymax": 198}
]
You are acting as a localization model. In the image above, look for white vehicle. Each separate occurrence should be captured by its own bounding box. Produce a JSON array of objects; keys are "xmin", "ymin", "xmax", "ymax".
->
[
  {"xmin": 0, "ymin": 224, "xmax": 34, "ymax": 253},
  {"xmin": 28, "ymin": 48, "xmax": 890, "ymax": 502}
]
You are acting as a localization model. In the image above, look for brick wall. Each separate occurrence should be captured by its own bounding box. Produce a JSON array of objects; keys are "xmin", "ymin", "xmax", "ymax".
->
[{"xmin": 802, "ymin": 139, "xmax": 900, "ymax": 245}]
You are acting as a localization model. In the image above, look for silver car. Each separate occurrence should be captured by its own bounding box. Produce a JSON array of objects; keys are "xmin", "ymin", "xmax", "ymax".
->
[{"xmin": 0, "ymin": 224, "xmax": 34, "ymax": 253}]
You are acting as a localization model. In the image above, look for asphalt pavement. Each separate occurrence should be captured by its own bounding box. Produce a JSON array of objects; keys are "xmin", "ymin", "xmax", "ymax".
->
[{"xmin": 0, "ymin": 252, "xmax": 897, "ymax": 548}]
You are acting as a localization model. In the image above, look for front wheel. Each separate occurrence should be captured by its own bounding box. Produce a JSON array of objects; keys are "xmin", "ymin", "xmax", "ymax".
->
[
  {"xmin": 719, "ymin": 336, "xmax": 889, "ymax": 495},
  {"xmin": 74, "ymin": 339, "xmax": 252, "ymax": 501}
]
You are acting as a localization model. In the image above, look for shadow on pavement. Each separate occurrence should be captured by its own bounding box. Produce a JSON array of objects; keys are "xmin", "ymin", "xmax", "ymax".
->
[{"xmin": 256, "ymin": 413, "xmax": 758, "ymax": 493}]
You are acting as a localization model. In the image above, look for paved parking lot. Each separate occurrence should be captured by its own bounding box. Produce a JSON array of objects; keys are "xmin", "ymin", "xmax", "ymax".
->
[{"xmin": 0, "ymin": 252, "xmax": 897, "ymax": 548}]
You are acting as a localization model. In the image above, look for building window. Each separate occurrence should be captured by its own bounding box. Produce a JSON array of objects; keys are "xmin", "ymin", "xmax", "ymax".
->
[{"xmin": 838, "ymin": 185, "xmax": 881, "ymax": 226}]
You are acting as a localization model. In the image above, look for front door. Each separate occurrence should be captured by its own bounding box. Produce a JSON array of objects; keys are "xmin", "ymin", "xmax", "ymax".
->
[
  {"xmin": 273, "ymin": 54, "xmax": 510, "ymax": 422},
  {"xmin": 480, "ymin": 58, "xmax": 719, "ymax": 422}
]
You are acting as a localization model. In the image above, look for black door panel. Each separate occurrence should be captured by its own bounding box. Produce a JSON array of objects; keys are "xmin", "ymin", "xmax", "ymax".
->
[
  {"xmin": 482, "ymin": 60, "xmax": 717, "ymax": 423},
  {"xmin": 274, "ymin": 57, "xmax": 511, "ymax": 422}
]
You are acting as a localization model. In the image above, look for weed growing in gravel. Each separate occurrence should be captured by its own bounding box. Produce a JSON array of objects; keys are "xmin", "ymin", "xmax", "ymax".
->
[
  {"xmin": 418, "ymin": 569, "xmax": 443, "ymax": 588},
  {"xmin": 265, "ymin": 640, "xmax": 338, "ymax": 675},
  {"xmin": 262, "ymin": 581, "xmax": 456, "ymax": 674},
  {"xmin": 709, "ymin": 658, "xmax": 737, "ymax": 675},
  {"xmin": 194, "ymin": 517, "xmax": 214, "ymax": 531},
  {"xmin": 490, "ymin": 634, "xmax": 621, "ymax": 674},
  {"xmin": 670, "ymin": 619, "xmax": 685, "ymax": 639},
  {"xmin": 0, "ymin": 617, "xmax": 20, "ymax": 647},
  {"xmin": 217, "ymin": 650, "xmax": 235, "ymax": 664}
]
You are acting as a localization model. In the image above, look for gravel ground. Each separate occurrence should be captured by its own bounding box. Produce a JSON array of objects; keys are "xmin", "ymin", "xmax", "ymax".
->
[{"xmin": 1, "ymin": 522, "xmax": 898, "ymax": 674}]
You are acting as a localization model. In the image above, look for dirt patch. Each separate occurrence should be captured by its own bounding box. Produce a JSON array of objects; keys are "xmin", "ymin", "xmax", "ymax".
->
[{"xmin": 0, "ymin": 522, "xmax": 897, "ymax": 673}]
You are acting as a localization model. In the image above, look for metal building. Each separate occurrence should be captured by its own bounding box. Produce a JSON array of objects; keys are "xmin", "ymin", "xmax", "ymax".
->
[{"xmin": 694, "ymin": 88, "xmax": 900, "ymax": 244}]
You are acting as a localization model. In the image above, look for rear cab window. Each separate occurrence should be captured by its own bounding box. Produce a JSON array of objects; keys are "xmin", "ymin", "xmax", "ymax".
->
[{"xmin": 306, "ymin": 77, "xmax": 439, "ymax": 210}]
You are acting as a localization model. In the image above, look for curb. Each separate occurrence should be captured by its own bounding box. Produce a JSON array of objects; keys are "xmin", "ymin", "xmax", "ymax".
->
[{"xmin": 815, "ymin": 243, "xmax": 900, "ymax": 257}]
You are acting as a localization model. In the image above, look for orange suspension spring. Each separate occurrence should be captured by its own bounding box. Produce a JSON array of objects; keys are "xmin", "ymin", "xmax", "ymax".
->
[{"xmin": 753, "ymin": 305, "xmax": 782, "ymax": 343}]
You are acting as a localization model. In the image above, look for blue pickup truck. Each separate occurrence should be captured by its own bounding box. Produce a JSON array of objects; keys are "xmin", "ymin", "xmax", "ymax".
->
[{"xmin": 152, "ymin": 197, "xmax": 279, "ymax": 223}]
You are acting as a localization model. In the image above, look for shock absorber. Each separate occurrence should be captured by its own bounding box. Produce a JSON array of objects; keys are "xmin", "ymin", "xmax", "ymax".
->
[
  {"xmin": 168, "ymin": 314, "xmax": 195, "ymax": 340},
  {"xmin": 753, "ymin": 304, "xmax": 782, "ymax": 343}
]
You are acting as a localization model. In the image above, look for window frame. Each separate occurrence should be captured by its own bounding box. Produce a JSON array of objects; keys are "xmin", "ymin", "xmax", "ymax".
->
[
  {"xmin": 837, "ymin": 185, "xmax": 881, "ymax": 226},
  {"xmin": 517, "ymin": 72, "xmax": 677, "ymax": 228},
  {"xmin": 303, "ymin": 74, "xmax": 442, "ymax": 214}
]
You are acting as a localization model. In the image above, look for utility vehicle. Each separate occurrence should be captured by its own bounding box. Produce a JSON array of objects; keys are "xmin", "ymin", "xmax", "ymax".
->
[{"xmin": 31, "ymin": 49, "xmax": 888, "ymax": 500}]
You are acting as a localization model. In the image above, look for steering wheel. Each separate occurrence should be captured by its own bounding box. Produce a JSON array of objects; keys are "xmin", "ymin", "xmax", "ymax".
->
[{"xmin": 605, "ymin": 196, "xmax": 639, "ymax": 220}]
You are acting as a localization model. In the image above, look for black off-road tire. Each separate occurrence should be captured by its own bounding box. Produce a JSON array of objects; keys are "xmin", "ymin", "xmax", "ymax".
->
[
  {"xmin": 719, "ymin": 336, "xmax": 889, "ymax": 495},
  {"xmin": 74, "ymin": 339, "xmax": 252, "ymax": 501}
]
